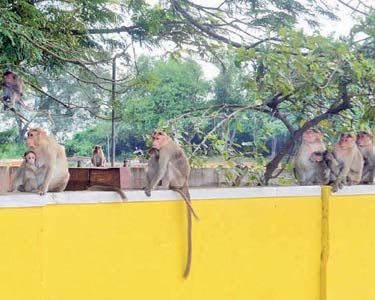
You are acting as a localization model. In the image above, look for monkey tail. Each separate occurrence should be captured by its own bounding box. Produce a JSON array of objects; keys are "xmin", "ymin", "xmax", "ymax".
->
[
  {"xmin": 87, "ymin": 185, "xmax": 127, "ymax": 201},
  {"xmin": 173, "ymin": 187, "xmax": 199, "ymax": 220},
  {"xmin": 183, "ymin": 207, "xmax": 192, "ymax": 278}
]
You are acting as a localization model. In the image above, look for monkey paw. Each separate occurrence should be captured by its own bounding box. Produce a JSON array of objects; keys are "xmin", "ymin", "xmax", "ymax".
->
[
  {"xmin": 38, "ymin": 188, "xmax": 47, "ymax": 195},
  {"xmin": 144, "ymin": 188, "xmax": 151, "ymax": 197}
]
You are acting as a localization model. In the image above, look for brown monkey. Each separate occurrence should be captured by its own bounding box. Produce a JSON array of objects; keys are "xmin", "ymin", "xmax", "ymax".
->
[
  {"xmin": 91, "ymin": 145, "xmax": 106, "ymax": 167},
  {"xmin": 10, "ymin": 128, "xmax": 70, "ymax": 194},
  {"xmin": 2, "ymin": 70, "xmax": 24, "ymax": 109},
  {"xmin": 331, "ymin": 133, "xmax": 363, "ymax": 191},
  {"xmin": 357, "ymin": 131, "xmax": 375, "ymax": 184},
  {"xmin": 144, "ymin": 131, "xmax": 198, "ymax": 278},
  {"xmin": 323, "ymin": 151, "xmax": 343, "ymax": 186},
  {"xmin": 18, "ymin": 150, "xmax": 39, "ymax": 192},
  {"xmin": 89, "ymin": 148, "xmax": 126, "ymax": 200},
  {"xmin": 293, "ymin": 129, "xmax": 326, "ymax": 185},
  {"xmin": 308, "ymin": 151, "xmax": 330, "ymax": 185}
]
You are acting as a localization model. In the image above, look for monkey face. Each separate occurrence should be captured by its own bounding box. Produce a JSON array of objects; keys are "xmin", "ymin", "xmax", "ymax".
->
[
  {"xmin": 311, "ymin": 151, "xmax": 324, "ymax": 162},
  {"xmin": 303, "ymin": 129, "xmax": 322, "ymax": 144},
  {"xmin": 148, "ymin": 148, "xmax": 159, "ymax": 158},
  {"xmin": 93, "ymin": 146, "xmax": 101, "ymax": 153},
  {"xmin": 357, "ymin": 131, "xmax": 373, "ymax": 146},
  {"xmin": 26, "ymin": 130, "xmax": 44, "ymax": 148},
  {"xmin": 339, "ymin": 133, "xmax": 356, "ymax": 148},
  {"xmin": 152, "ymin": 132, "xmax": 169, "ymax": 149},
  {"xmin": 24, "ymin": 152, "xmax": 36, "ymax": 165}
]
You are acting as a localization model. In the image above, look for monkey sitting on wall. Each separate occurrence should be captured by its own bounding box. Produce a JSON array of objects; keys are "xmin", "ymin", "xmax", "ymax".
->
[
  {"xmin": 144, "ymin": 131, "xmax": 198, "ymax": 278},
  {"xmin": 357, "ymin": 131, "xmax": 375, "ymax": 184},
  {"xmin": 330, "ymin": 133, "xmax": 363, "ymax": 192},
  {"xmin": 293, "ymin": 128, "xmax": 327, "ymax": 185},
  {"xmin": 10, "ymin": 128, "xmax": 70, "ymax": 194},
  {"xmin": 308, "ymin": 151, "xmax": 331, "ymax": 185},
  {"xmin": 17, "ymin": 150, "xmax": 39, "ymax": 193},
  {"xmin": 91, "ymin": 145, "xmax": 106, "ymax": 167}
]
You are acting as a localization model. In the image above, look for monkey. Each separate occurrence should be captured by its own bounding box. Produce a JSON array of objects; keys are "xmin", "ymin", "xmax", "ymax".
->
[
  {"xmin": 17, "ymin": 150, "xmax": 39, "ymax": 193},
  {"xmin": 91, "ymin": 145, "xmax": 106, "ymax": 167},
  {"xmin": 89, "ymin": 147, "xmax": 126, "ymax": 200},
  {"xmin": 322, "ymin": 151, "xmax": 343, "ymax": 186},
  {"xmin": 2, "ymin": 70, "xmax": 24, "ymax": 109},
  {"xmin": 144, "ymin": 131, "xmax": 198, "ymax": 278},
  {"xmin": 330, "ymin": 133, "xmax": 364, "ymax": 192},
  {"xmin": 308, "ymin": 151, "xmax": 331, "ymax": 185},
  {"xmin": 293, "ymin": 128, "xmax": 326, "ymax": 185},
  {"xmin": 356, "ymin": 131, "xmax": 375, "ymax": 184},
  {"xmin": 9, "ymin": 128, "xmax": 70, "ymax": 195}
]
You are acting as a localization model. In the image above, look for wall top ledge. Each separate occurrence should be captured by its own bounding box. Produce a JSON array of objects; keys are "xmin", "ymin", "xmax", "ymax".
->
[
  {"xmin": 0, "ymin": 186, "xmax": 323, "ymax": 208},
  {"xmin": 333, "ymin": 185, "xmax": 375, "ymax": 195}
]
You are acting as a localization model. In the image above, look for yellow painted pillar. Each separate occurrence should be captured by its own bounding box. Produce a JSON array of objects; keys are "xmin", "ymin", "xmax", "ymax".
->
[{"xmin": 320, "ymin": 186, "xmax": 331, "ymax": 300}]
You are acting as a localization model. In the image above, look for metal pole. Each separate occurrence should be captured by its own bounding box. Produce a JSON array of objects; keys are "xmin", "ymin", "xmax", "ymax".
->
[{"xmin": 111, "ymin": 57, "xmax": 116, "ymax": 167}]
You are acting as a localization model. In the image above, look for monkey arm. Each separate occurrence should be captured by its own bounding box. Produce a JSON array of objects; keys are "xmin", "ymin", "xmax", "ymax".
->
[
  {"xmin": 145, "ymin": 149, "xmax": 170, "ymax": 194},
  {"xmin": 149, "ymin": 160, "xmax": 168, "ymax": 190},
  {"xmin": 363, "ymin": 152, "xmax": 375, "ymax": 183},
  {"xmin": 332, "ymin": 155, "xmax": 353, "ymax": 191}
]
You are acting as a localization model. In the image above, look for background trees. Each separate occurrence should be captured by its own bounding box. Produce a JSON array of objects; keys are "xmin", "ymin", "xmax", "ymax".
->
[{"xmin": 0, "ymin": 0, "xmax": 374, "ymax": 185}]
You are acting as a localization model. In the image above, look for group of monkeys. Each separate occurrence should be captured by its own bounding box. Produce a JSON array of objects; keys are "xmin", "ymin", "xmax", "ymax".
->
[
  {"xmin": 3, "ymin": 71, "xmax": 197, "ymax": 277},
  {"xmin": 7, "ymin": 127, "xmax": 196, "ymax": 278},
  {"xmin": 13, "ymin": 144, "xmax": 106, "ymax": 193},
  {"xmin": 6, "ymin": 70, "xmax": 375, "ymax": 276},
  {"xmin": 293, "ymin": 129, "xmax": 375, "ymax": 191}
]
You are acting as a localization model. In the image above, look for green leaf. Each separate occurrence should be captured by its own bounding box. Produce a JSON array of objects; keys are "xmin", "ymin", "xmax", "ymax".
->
[
  {"xmin": 313, "ymin": 72, "xmax": 324, "ymax": 84},
  {"xmin": 236, "ymin": 121, "xmax": 243, "ymax": 133}
]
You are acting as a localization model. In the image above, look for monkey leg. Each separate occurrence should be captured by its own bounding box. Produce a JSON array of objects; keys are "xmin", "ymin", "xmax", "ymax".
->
[
  {"xmin": 361, "ymin": 166, "xmax": 375, "ymax": 184},
  {"xmin": 332, "ymin": 178, "xmax": 344, "ymax": 192},
  {"xmin": 48, "ymin": 173, "xmax": 70, "ymax": 192},
  {"xmin": 24, "ymin": 179, "xmax": 39, "ymax": 193},
  {"xmin": 144, "ymin": 188, "xmax": 151, "ymax": 197}
]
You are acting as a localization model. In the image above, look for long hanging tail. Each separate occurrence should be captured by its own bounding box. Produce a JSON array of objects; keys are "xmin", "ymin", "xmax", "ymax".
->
[
  {"xmin": 183, "ymin": 206, "xmax": 192, "ymax": 278},
  {"xmin": 173, "ymin": 187, "xmax": 199, "ymax": 220},
  {"xmin": 172, "ymin": 186, "xmax": 197, "ymax": 278}
]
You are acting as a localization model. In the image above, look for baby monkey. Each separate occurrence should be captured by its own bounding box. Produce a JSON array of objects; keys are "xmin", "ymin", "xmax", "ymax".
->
[
  {"xmin": 308, "ymin": 151, "xmax": 331, "ymax": 185},
  {"xmin": 19, "ymin": 150, "xmax": 39, "ymax": 192}
]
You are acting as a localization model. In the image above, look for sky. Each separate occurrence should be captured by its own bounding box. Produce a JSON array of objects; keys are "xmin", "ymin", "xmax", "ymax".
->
[{"xmin": 150, "ymin": 0, "xmax": 362, "ymax": 79}]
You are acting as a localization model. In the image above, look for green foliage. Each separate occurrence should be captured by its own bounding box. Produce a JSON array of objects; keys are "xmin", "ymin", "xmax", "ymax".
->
[
  {"xmin": 1, "ymin": 0, "xmax": 374, "ymax": 186},
  {"xmin": 64, "ymin": 126, "xmax": 109, "ymax": 156},
  {"xmin": 120, "ymin": 56, "xmax": 211, "ymax": 133},
  {"xmin": 0, "ymin": 144, "xmax": 26, "ymax": 159},
  {"xmin": 0, "ymin": 128, "xmax": 26, "ymax": 159}
]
